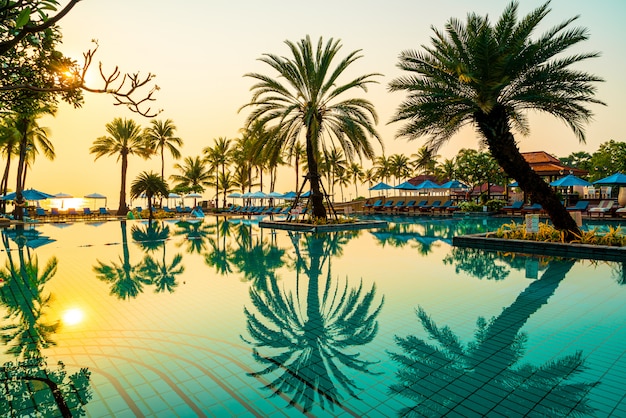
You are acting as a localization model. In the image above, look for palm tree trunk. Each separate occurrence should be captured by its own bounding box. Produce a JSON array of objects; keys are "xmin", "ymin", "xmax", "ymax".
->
[
  {"xmin": 14, "ymin": 122, "xmax": 28, "ymax": 220},
  {"xmin": 306, "ymin": 132, "xmax": 326, "ymax": 219},
  {"xmin": 1, "ymin": 150, "xmax": 12, "ymax": 213},
  {"xmin": 475, "ymin": 105, "xmax": 580, "ymax": 239},
  {"xmin": 118, "ymin": 153, "xmax": 129, "ymax": 215}
]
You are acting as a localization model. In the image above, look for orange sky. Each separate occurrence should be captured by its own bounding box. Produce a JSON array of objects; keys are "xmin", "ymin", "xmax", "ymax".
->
[{"xmin": 21, "ymin": 0, "xmax": 626, "ymax": 208}]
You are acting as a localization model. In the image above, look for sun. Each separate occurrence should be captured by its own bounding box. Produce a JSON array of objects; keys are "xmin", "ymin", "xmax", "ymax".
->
[{"xmin": 62, "ymin": 308, "xmax": 85, "ymax": 326}]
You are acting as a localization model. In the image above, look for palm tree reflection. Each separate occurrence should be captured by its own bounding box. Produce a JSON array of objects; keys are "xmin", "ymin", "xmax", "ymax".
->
[
  {"xmin": 243, "ymin": 232, "xmax": 384, "ymax": 413},
  {"xmin": 388, "ymin": 260, "xmax": 598, "ymax": 416},
  {"xmin": 0, "ymin": 227, "xmax": 92, "ymax": 416},
  {"xmin": 133, "ymin": 221, "xmax": 184, "ymax": 294}
]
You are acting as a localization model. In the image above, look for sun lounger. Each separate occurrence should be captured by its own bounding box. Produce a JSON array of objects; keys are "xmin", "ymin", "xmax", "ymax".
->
[
  {"xmin": 411, "ymin": 200, "xmax": 428, "ymax": 212},
  {"xmin": 83, "ymin": 207, "xmax": 96, "ymax": 218},
  {"xmin": 566, "ymin": 201, "xmax": 589, "ymax": 213},
  {"xmin": 433, "ymin": 200, "xmax": 454, "ymax": 214},
  {"xmin": 588, "ymin": 200, "xmax": 615, "ymax": 217},
  {"xmin": 419, "ymin": 200, "xmax": 441, "ymax": 213},
  {"xmin": 520, "ymin": 203, "xmax": 543, "ymax": 215},
  {"xmin": 501, "ymin": 200, "xmax": 524, "ymax": 215},
  {"xmin": 98, "ymin": 207, "xmax": 112, "ymax": 217},
  {"xmin": 389, "ymin": 200, "xmax": 405, "ymax": 212},
  {"xmin": 376, "ymin": 200, "xmax": 394, "ymax": 211},
  {"xmin": 35, "ymin": 207, "xmax": 48, "ymax": 218},
  {"xmin": 400, "ymin": 200, "xmax": 417, "ymax": 213}
]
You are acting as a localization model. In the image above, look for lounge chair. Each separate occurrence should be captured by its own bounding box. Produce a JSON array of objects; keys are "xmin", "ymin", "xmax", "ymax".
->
[
  {"xmin": 67, "ymin": 208, "xmax": 79, "ymax": 218},
  {"xmin": 389, "ymin": 200, "xmax": 405, "ymax": 212},
  {"xmin": 364, "ymin": 199, "xmax": 382, "ymax": 212},
  {"xmin": 615, "ymin": 207, "xmax": 626, "ymax": 217},
  {"xmin": 501, "ymin": 200, "xmax": 524, "ymax": 215},
  {"xmin": 433, "ymin": 200, "xmax": 454, "ymax": 214},
  {"xmin": 419, "ymin": 200, "xmax": 441, "ymax": 213},
  {"xmin": 99, "ymin": 207, "xmax": 111, "ymax": 217},
  {"xmin": 400, "ymin": 200, "xmax": 417, "ymax": 213},
  {"xmin": 376, "ymin": 200, "xmax": 394, "ymax": 211},
  {"xmin": 566, "ymin": 201, "xmax": 589, "ymax": 213},
  {"xmin": 411, "ymin": 200, "xmax": 428, "ymax": 213},
  {"xmin": 50, "ymin": 208, "xmax": 61, "ymax": 219},
  {"xmin": 83, "ymin": 207, "xmax": 95, "ymax": 218},
  {"xmin": 588, "ymin": 200, "xmax": 615, "ymax": 217},
  {"xmin": 521, "ymin": 203, "xmax": 543, "ymax": 215},
  {"xmin": 35, "ymin": 207, "xmax": 48, "ymax": 218}
]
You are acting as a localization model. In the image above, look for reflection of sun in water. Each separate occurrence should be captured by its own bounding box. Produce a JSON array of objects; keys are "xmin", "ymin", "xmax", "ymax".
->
[{"xmin": 63, "ymin": 308, "xmax": 84, "ymax": 326}]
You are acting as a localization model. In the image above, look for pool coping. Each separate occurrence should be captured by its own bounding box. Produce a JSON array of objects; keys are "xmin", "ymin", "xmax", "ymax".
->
[
  {"xmin": 453, "ymin": 233, "xmax": 626, "ymax": 262},
  {"xmin": 259, "ymin": 219, "xmax": 388, "ymax": 232}
]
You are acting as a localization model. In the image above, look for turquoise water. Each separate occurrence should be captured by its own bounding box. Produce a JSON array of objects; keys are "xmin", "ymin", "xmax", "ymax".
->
[{"xmin": 0, "ymin": 216, "xmax": 625, "ymax": 417}]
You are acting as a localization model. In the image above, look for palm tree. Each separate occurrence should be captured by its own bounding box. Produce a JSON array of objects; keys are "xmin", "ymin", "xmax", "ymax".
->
[
  {"xmin": 0, "ymin": 117, "xmax": 22, "ymax": 213},
  {"xmin": 346, "ymin": 162, "xmax": 364, "ymax": 199},
  {"xmin": 389, "ymin": 154, "xmax": 412, "ymax": 184},
  {"xmin": 203, "ymin": 137, "xmax": 233, "ymax": 209},
  {"xmin": 242, "ymin": 35, "xmax": 382, "ymax": 219},
  {"xmin": 362, "ymin": 167, "xmax": 378, "ymax": 198},
  {"xmin": 143, "ymin": 118, "xmax": 183, "ymax": 179},
  {"xmin": 389, "ymin": 2, "xmax": 603, "ymax": 239},
  {"xmin": 285, "ymin": 140, "xmax": 306, "ymax": 193},
  {"xmin": 170, "ymin": 155, "xmax": 212, "ymax": 194},
  {"xmin": 130, "ymin": 171, "xmax": 169, "ymax": 220},
  {"xmin": 411, "ymin": 146, "xmax": 439, "ymax": 176},
  {"xmin": 373, "ymin": 155, "xmax": 392, "ymax": 184},
  {"xmin": 90, "ymin": 118, "xmax": 152, "ymax": 216},
  {"xmin": 12, "ymin": 111, "xmax": 55, "ymax": 219}
]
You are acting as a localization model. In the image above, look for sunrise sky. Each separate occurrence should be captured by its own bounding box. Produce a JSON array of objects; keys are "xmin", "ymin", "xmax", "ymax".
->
[{"xmin": 28, "ymin": 0, "xmax": 626, "ymax": 208}]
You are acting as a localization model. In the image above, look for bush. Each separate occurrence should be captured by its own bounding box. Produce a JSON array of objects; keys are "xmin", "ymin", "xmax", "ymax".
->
[
  {"xmin": 458, "ymin": 201, "xmax": 483, "ymax": 212},
  {"xmin": 486, "ymin": 199, "xmax": 506, "ymax": 212}
]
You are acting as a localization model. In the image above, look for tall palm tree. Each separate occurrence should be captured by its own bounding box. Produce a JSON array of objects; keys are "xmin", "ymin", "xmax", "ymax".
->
[
  {"xmin": 346, "ymin": 162, "xmax": 363, "ymax": 199},
  {"xmin": 373, "ymin": 155, "xmax": 392, "ymax": 184},
  {"xmin": 285, "ymin": 140, "xmax": 306, "ymax": 193},
  {"xmin": 389, "ymin": 2, "xmax": 603, "ymax": 239},
  {"xmin": 170, "ymin": 155, "xmax": 212, "ymax": 194},
  {"xmin": 0, "ymin": 117, "xmax": 21, "ymax": 212},
  {"xmin": 130, "ymin": 171, "xmax": 169, "ymax": 220},
  {"xmin": 90, "ymin": 118, "xmax": 152, "ymax": 216},
  {"xmin": 389, "ymin": 154, "xmax": 412, "ymax": 184},
  {"xmin": 411, "ymin": 146, "xmax": 439, "ymax": 176},
  {"xmin": 12, "ymin": 111, "xmax": 55, "ymax": 219},
  {"xmin": 203, "ymin": 137, "xmax": 233, "ymax": 209},
  {"xmin": 143, "ymin": 118, "xmax": 183, "ymax": 179},
  {"xmin": 242, "ymin": 35, "xmax": 382, "ymax": 219},
  {"xmin": 362, "ymin": 167, "xmax": 378, "ymax": 198}
]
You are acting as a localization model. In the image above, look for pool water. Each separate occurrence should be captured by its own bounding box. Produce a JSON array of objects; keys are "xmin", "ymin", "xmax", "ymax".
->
[{"xmin": 0, "ymin": 216, "xmax": 625, "ymax": 417}]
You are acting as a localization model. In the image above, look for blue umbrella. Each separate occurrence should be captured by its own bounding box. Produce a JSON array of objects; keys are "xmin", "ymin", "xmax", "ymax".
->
[
  {"xmin": 282, "ymin": 191, "xmax": 297, "ymax": 199},
  {"xmin": 509, "ymin": 181, "xmax": 519, "ymax": 187},
  {"xmin": 369, "ymin": 181, "xmax": 393, "ymax": 191},
  {"xmin": 550, "ymin": 174, "xmax": 591, "ymax": 187},
  {"xmin": 228, "ymin": 192, "xmax": 243, "ymax": 198},
  {"xmin": 440, "ymin": 179, "xmax": 468, "ymax": 189},
  {"xmin": 1, "ymin": 188, "xmax": 53, "ymax": 201},
  {"xmin": 593, "ymin": 173, "xmax": 626, "ymax": 185},
  {"xmin": 394, "ymin": 181, "xmax": 419, "ymax": 190},
  {"xmin": 414, "ymin": 180, "xmax": 441, "ymax": 190}
]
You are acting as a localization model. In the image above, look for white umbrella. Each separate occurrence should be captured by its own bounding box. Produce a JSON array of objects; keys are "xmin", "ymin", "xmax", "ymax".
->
[{"xmin": 53, "ymin": 192, "xmax": 73, "ymax": 209}]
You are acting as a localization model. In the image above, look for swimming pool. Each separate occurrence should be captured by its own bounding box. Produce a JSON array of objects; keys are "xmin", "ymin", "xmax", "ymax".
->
[{"xmin": 1, "ymin": 216, "xmax": 624, "ymax": 417}]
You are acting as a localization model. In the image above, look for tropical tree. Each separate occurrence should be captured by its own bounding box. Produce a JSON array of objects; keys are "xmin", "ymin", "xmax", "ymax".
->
[
  {"xmin": 143, "ymin": 118, "xmax": 183, "ymax": 179},
  {"xmin": 90, "ymin": 118, "xmax": 152, "ymax": 216},
  {"xmin": 130, "ymin": 171, "xmax": 169, "ymax": 220},
  {"xmin": 455, "ymin": 149, "xmax": 505, "ymax": 200},
  {"xmin": 346, "ymin": 162, "xmax": 364, "ymax": 199},
  {"xmin": 411, "ymin": 146, "xmax": 439, "ymax": 176},
  {"xmin": 434, "ymin": 157, "xmax": 457, "ymax": 182},
  {"xmin": 362, "ymin": 168, "xmax": 378, "ymax": 197},
  {"xmin": 388, "ymin": 1, "xmax": 604, "ymax": 239},
  {"xmin": 389, "ymin": 153, "xmax": 412, "ymax": 184},
  {"xmin": 559, "ymin": 150, "xmax": 592, "ymax": 173},
  {"xmin": 587, "ymin": 140, "xmax": 626, "ymax": 181},
  {"xmin": 285, "ymin": 140, "xmax": 306, "ymax": 193},
  {"xmin": 0, "ymin": 1, "xmax": 158, "ymax": 117},
  {"xmin": 373, "ymin": 155, "xmax": 392, "ymax": 184},
  {"xmin": 204, "ymin": 137, "xmax": 233, "ymax": 209},
  {"xmin": 170, "ymin": 155, "xmax": 212, "ymax": 194},
  {"xmin": 242, "ymin": 35, "xmax": 382, "ymax": 219}
]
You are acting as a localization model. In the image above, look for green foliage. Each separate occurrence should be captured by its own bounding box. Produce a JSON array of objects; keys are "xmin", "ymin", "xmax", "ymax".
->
[
  {"xmin": 490, "ymin": 221, "xmax": 626, "ymax": 246},
  {"xmin": 485, "ymin": 199, "xmax": 506, "ymax": 212},
  {"xmin": 458, "ymin": 201, "xmax": 483, "ymax": 212},
  {"xmin": 587, "ymin": 140, "xmax": 626, "ymax": 181}
]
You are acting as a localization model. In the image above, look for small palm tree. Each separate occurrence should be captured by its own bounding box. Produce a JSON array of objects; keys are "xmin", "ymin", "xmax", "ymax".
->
[
  {"xmin": 130, "ymin": 171, "xmax": 169, "ymax": 220},
  {"xmin": 388, "ymin": 2, "xmax": 604, "ymax": 239},
  {"xmin": 143, "ymin": 118, "xmax": 183, "ymax": 179},
  {"xmin": 203, "ymin": 137, "xmax": 233, "ymax": 209},
  {"xmin": 170, "ymin": 155, "xmax": 212, "ymax": 194},
  {"xmin": 90, "ymin": 118, "xmax": 152, "ymax": 216},
  {"xmin": 242, "ymin": 35, "xmax": 382, "ymax": 219}
]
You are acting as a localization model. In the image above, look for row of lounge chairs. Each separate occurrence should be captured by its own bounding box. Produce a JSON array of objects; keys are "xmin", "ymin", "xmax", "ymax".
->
[
  {"xmin": 223, "ymin": 205, "xmax": 292, "ymax": 215},
  {"xmin": 33, "ymin": 207, "xmax": 113, "ymax": 219},
  {"xmin": 364, "ymin": 199, "xmax": 458, "ymax": 214},
  {"xmin": 501, "ymin": 199, "xmax": 624, "ymax": 218}
]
